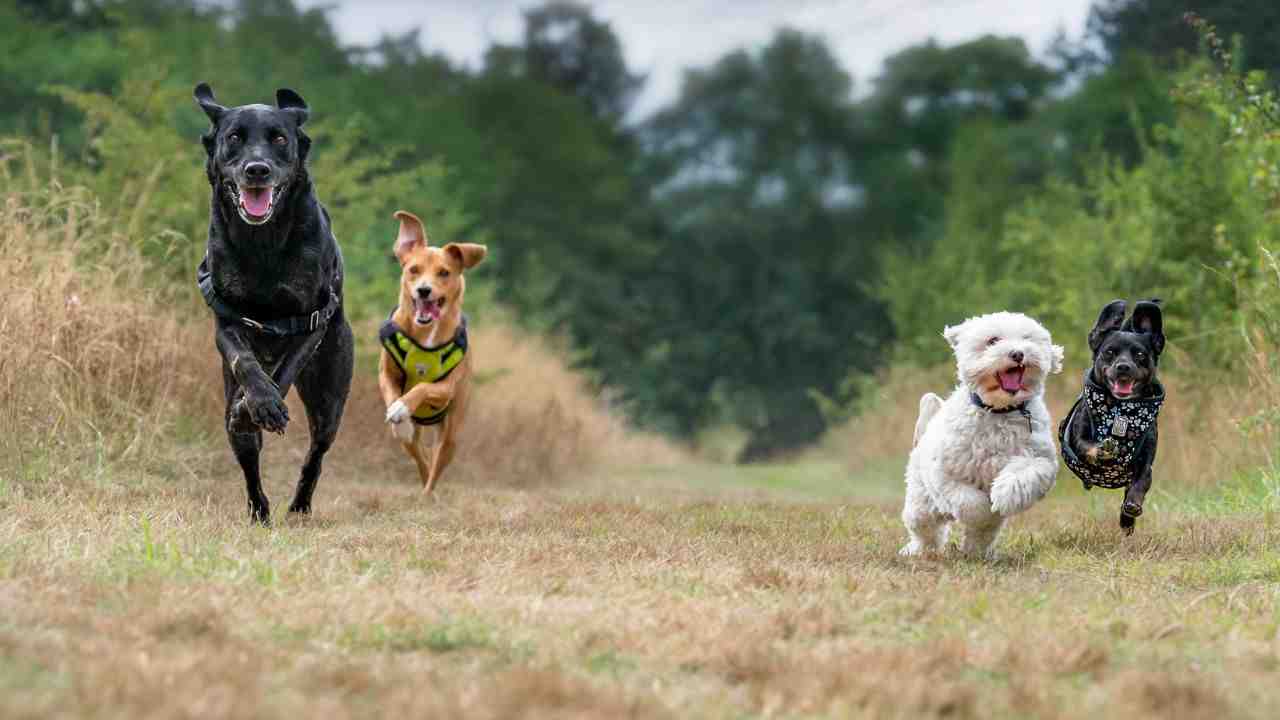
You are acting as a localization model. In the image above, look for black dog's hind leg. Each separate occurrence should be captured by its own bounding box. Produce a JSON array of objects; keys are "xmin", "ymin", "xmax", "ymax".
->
[
  {"xmin": 287, "ymin": 317, "xmax": 353, "ymax": 515},
  {"xmin": 1120, "ymin": 429, "xmax": 1158, "ymax": 535},
  {"xmin": 1120, "ymin": 465, "xmax": 1153, "ymax": 535},
  {"xmin": 223, "ymin": 361, "xmax": 270, "ymax": 523}
]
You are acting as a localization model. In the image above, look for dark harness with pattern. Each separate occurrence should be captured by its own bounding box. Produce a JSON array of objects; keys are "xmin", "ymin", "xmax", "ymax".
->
[{"xmin": 1058, "ymin": 371, "xmax": 1164, "ymax": 490}]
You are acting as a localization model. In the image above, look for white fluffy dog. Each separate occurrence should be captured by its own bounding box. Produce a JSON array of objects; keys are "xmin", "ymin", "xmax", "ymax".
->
[{"xmin": 901, "ymin": 312, "xmax": 1064, "ymax": 559}]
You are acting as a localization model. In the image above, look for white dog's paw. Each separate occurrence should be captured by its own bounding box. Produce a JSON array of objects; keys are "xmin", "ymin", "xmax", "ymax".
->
[
  {"xmin": 390, "ymin": 419, "xmax": 415, "ymax": 443},
  {"xmin": 385, "ymin": 400, "xmax": 410, "ymax": 425},
  {"xmin": 990, "ymin": 482, "xmax": 1029, "ymax": 517},
  {"xmin": 899, "ymin": 540, "xmax": 926, "ymax": 557}
]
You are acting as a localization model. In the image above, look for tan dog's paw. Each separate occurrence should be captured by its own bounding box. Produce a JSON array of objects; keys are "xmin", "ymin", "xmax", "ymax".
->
[{"xmin": 386, "ymin": 399, "xmax": 410, "ymax": 425}]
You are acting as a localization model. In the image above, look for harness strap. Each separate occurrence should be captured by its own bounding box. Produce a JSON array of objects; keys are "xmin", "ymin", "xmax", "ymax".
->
[{"xmin": 197, "ymin": 258, "xmax": 340, "ymax": 337}]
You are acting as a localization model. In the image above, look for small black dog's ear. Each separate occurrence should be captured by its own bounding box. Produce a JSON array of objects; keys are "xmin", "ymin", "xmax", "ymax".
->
[
  {"xmin": 1088, "ymin": 299, "xmax": 1127, "ymax": 352},
  {"xmin": 276, "ymin": 88, "xmax": 310, "ymax": 125},
  {"xmin": 1128, "ymin": 299, "xmax": 1165, "ymax": 356},
  {"xmin": 193, "ymin": 82, "xmax": 226, "ymax": 125}
]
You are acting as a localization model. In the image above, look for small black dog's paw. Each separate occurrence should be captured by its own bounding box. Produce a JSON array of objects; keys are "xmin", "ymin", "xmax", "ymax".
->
[
  {"xmin": 287, "ymin": 501, "xmax": 311, "ymax": 515},
  {"xmin": 1119, "ymin": 503, "xmax": 1141, "ymax": 535}
]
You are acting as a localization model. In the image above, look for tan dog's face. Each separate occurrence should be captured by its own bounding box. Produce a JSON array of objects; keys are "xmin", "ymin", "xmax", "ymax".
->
[{"xmin": 393, "ymin": 210, "xmax": 486, "ymax": 326}]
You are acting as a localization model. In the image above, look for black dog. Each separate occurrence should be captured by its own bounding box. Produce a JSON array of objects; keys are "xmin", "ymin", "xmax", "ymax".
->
[
  {"xmin": 1059, "ymin": 299, "xmax": 1166, "ymax": 534},
  {"xmin": 193, "ymin": 83, "xmax": 354, "ymax": 524}
]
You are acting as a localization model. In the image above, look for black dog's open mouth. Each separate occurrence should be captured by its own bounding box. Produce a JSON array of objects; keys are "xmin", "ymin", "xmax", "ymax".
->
[
  {"xmin": 225, "ymin": 181, "xmax": 286, "ymax": 225},
  {"xmin": 1109, "ymin": 378, "xmax": 1136, "ymax": 398},
  {"xmin": 997, "ymin": 365, "xmax": 1025, "ymax": 395},
  {"xmin": 412, "ymin": 296, "xmax": 445, "ymax": 325}
]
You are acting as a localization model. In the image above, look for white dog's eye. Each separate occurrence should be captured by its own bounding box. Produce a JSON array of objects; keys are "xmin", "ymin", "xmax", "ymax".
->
[{"xmin": 987, "ymin": 337, "xmax": 1000, "ymax": 347}]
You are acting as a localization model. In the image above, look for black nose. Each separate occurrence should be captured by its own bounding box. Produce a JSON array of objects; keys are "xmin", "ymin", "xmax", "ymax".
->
[
  {"xmin": 1009, "ymin": 350, "xmax": 1024, "ymax": 364},
  {"xmin": 416, "ymin": 286, "xmax": 432, "ymax": 299},
  {"xmin": 1114, "ymin": 361, "xmax": 1134, "ymax": 375},
  {"xmin": 245, "ymin": 162, "xmax": 271, "ymax": 181}
]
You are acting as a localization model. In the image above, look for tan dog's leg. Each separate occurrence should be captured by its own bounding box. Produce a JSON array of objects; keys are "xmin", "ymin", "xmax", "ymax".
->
[
  {"xmin": 423, "ymin": 378, "xmax": 469, "ymax": 494},
  {"xmin": 401, "ymin": 426, "xmax": 432, "ymax": 488}
]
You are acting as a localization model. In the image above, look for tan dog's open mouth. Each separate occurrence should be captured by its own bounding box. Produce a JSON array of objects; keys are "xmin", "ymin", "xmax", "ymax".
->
[{"xmin": 412, "ymin": 296, "xmax": 445, "ymax": 325}]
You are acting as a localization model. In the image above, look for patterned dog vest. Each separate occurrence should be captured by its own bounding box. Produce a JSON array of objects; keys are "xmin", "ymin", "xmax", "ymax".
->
[
  {"xmin": 1058, "ymin": 371, "xmax": 1164, "ymax": 489},
  {"xmin": 379, "ymin": 313, "xmax": 468, "ymax": 426}
]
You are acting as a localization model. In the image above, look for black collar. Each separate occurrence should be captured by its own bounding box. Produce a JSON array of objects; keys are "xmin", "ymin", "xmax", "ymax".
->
[{"xmin": 971, "ymin": 393, "xmax": 1033, "ymax": 431}]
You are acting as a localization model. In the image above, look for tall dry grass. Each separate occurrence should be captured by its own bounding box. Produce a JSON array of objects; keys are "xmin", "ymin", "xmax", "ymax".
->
[
  {"xmin": 821, "ymin": 345, "xmax": 1280, "ymax": 489},
  {"xmin": 0, "ymin": 170, "xmax": 678, "ymax": 491},
  {"xmin": 0, "ymin": 181, "xmax": 215, "ymax": 485}
]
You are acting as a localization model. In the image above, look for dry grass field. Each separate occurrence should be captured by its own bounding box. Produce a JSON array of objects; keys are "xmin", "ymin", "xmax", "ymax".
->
[{"xmin": 5, "ymin": 190, "xmax": 1280, "ymax": 719}]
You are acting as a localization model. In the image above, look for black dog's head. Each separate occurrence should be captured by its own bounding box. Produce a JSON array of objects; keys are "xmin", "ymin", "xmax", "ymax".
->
[
  {"xmin": 1087, "ymin": 299, "xmax": 1165, "ymax": 399},
  {"xmin": 194, "ymin": 83, "xmax": 311, "ymax": 226}
]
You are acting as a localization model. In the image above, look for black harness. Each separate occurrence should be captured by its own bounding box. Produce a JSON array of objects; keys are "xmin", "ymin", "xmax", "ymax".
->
[
  {"xmin": 1058, "ymin": 371, "xmax": 1164, "ymax": 490},
  {"xmin": 197, "ymin": 256, "xmax": 340, "ymax": 337},
  {"xmin": 970, "ymin": 393, "xmax": 1033, "ymax": 432}
]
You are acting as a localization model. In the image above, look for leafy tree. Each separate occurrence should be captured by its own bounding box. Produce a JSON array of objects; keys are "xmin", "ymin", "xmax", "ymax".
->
[
  {"xmin": 1087, "ymin": 0, "xmax": 1280, "ymax": 75},
  {"xmin": 486, "ymin": 1, "xmax": 643, "ymax": 123},
  {"xmin": 636, "ymin": 30, "xmax": 891, "ymax": 457},
  {"xmin": 859, "ymin": 35, "xmax": 1060, "ymax": 246}
]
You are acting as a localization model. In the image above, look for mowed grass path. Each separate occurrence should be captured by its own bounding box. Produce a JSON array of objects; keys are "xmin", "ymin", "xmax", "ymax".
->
[{"xmin": 3, "ymin": 431, "xmax": 1280, "ymax": 719}]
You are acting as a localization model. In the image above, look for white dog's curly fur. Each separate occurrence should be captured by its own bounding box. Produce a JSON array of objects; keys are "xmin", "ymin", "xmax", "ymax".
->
[{"xmin": 901, "ymin": 312, "xmax": 1064, "ymax": 559}]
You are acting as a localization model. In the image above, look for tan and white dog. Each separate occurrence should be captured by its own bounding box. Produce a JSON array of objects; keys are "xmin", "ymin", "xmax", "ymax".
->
[{"xmin": 378, "ymin": 210, "xmax": 486, "ymax": 493}]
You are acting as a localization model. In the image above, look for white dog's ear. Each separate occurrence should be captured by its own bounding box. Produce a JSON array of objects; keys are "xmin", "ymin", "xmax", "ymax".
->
[
  {"xmin": 1051, "ymin": 344, "xmax": 1065, "ymax": 374},
  {"xmin": 942, "ymin": 323, "xmax": 965, "ymax": 349}
]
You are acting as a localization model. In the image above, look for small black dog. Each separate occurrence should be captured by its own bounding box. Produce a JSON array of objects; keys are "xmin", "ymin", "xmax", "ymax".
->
[
  {"xmin": 1059, "ymin": 299, "xmax": 1166, "ymax": 534},
  {"xmin": 193, "ymin": 83, "xmax": 354, "ymax": 524}
]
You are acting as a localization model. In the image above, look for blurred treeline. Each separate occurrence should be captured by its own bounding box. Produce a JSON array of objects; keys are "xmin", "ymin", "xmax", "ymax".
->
[{"xmin": 4, "ymin": 0, "xmax": 1280, "ymax": 459}]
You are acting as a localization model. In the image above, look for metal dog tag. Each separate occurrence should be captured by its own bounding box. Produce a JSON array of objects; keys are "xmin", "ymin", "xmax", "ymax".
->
[{"xmin": 1111, "ymin": 416, "xmax": 1129, "ymax": 438}]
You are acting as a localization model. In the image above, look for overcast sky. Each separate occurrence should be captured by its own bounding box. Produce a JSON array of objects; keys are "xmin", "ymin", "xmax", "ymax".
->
[{"xmin": 297, "ymin": 0, "xmax": 1095, "ymax": 116}]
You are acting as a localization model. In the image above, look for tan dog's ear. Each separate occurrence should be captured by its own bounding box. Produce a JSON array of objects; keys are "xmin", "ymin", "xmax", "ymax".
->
[
  {"xmin": 444, "ymin": 243, "xmax": 487, "ymax": 270},
  {"xmin": 393, "ymin": 210, "xmax": 427, "ymax": 262}
]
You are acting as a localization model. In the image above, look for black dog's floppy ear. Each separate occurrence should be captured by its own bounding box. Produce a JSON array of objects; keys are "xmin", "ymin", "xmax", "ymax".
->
[
  {"xmin": 1088, "ymin": 299, "xmax": 1127, "ymax": 352},
  {"xmin": 193, "ymin": 83, "xmax": 226, "ymax": 124},
  {"xmin": 1128, "ymin": 299, "xmax": 1165, "ymax": 356},
  {"xmin": 276, "ymin": 88, "xmax": 310, "ymax": 125}
]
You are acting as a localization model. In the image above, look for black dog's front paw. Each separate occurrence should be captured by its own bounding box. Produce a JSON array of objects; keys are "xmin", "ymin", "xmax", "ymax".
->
[{"xmin": 230, "ymin": 385, "xmax": 290, "ymax": 434}]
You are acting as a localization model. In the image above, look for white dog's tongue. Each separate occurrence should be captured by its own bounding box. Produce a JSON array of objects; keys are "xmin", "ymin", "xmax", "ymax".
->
[
  {"xmin": 998, "ymin": 367, "xmax": 1024, "ymax": 393},
  {"xmin": 241, "ymin": 187, "xmax": 273, "ymax": 217}
]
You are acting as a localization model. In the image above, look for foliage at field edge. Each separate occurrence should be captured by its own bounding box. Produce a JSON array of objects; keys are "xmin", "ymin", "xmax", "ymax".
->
[{"xmin": 5, "ymin": 0, "xmax": 1280, "ymax": 459}]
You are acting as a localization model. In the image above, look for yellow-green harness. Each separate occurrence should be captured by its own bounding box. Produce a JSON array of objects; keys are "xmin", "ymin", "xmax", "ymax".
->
[{"xmin": 379, "ymin": 314, "xmax": 468, "ymax": 425}]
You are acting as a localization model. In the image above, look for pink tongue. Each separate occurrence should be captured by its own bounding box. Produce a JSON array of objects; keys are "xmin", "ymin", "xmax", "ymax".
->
[
  {"xmin": 1112, "ymin": 380, "xmax": 1134, "ymax": 396},
  {"xmin": 998, "ymin": 368, "xmax": 1023, "ymax": 392},
  {"xmin": 414, "ymin": 297, "xmax": 441, "ymax": 320},
  {"xmin": 241, "ymin": 187, "xmax": 273, "ymax": 217}
]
